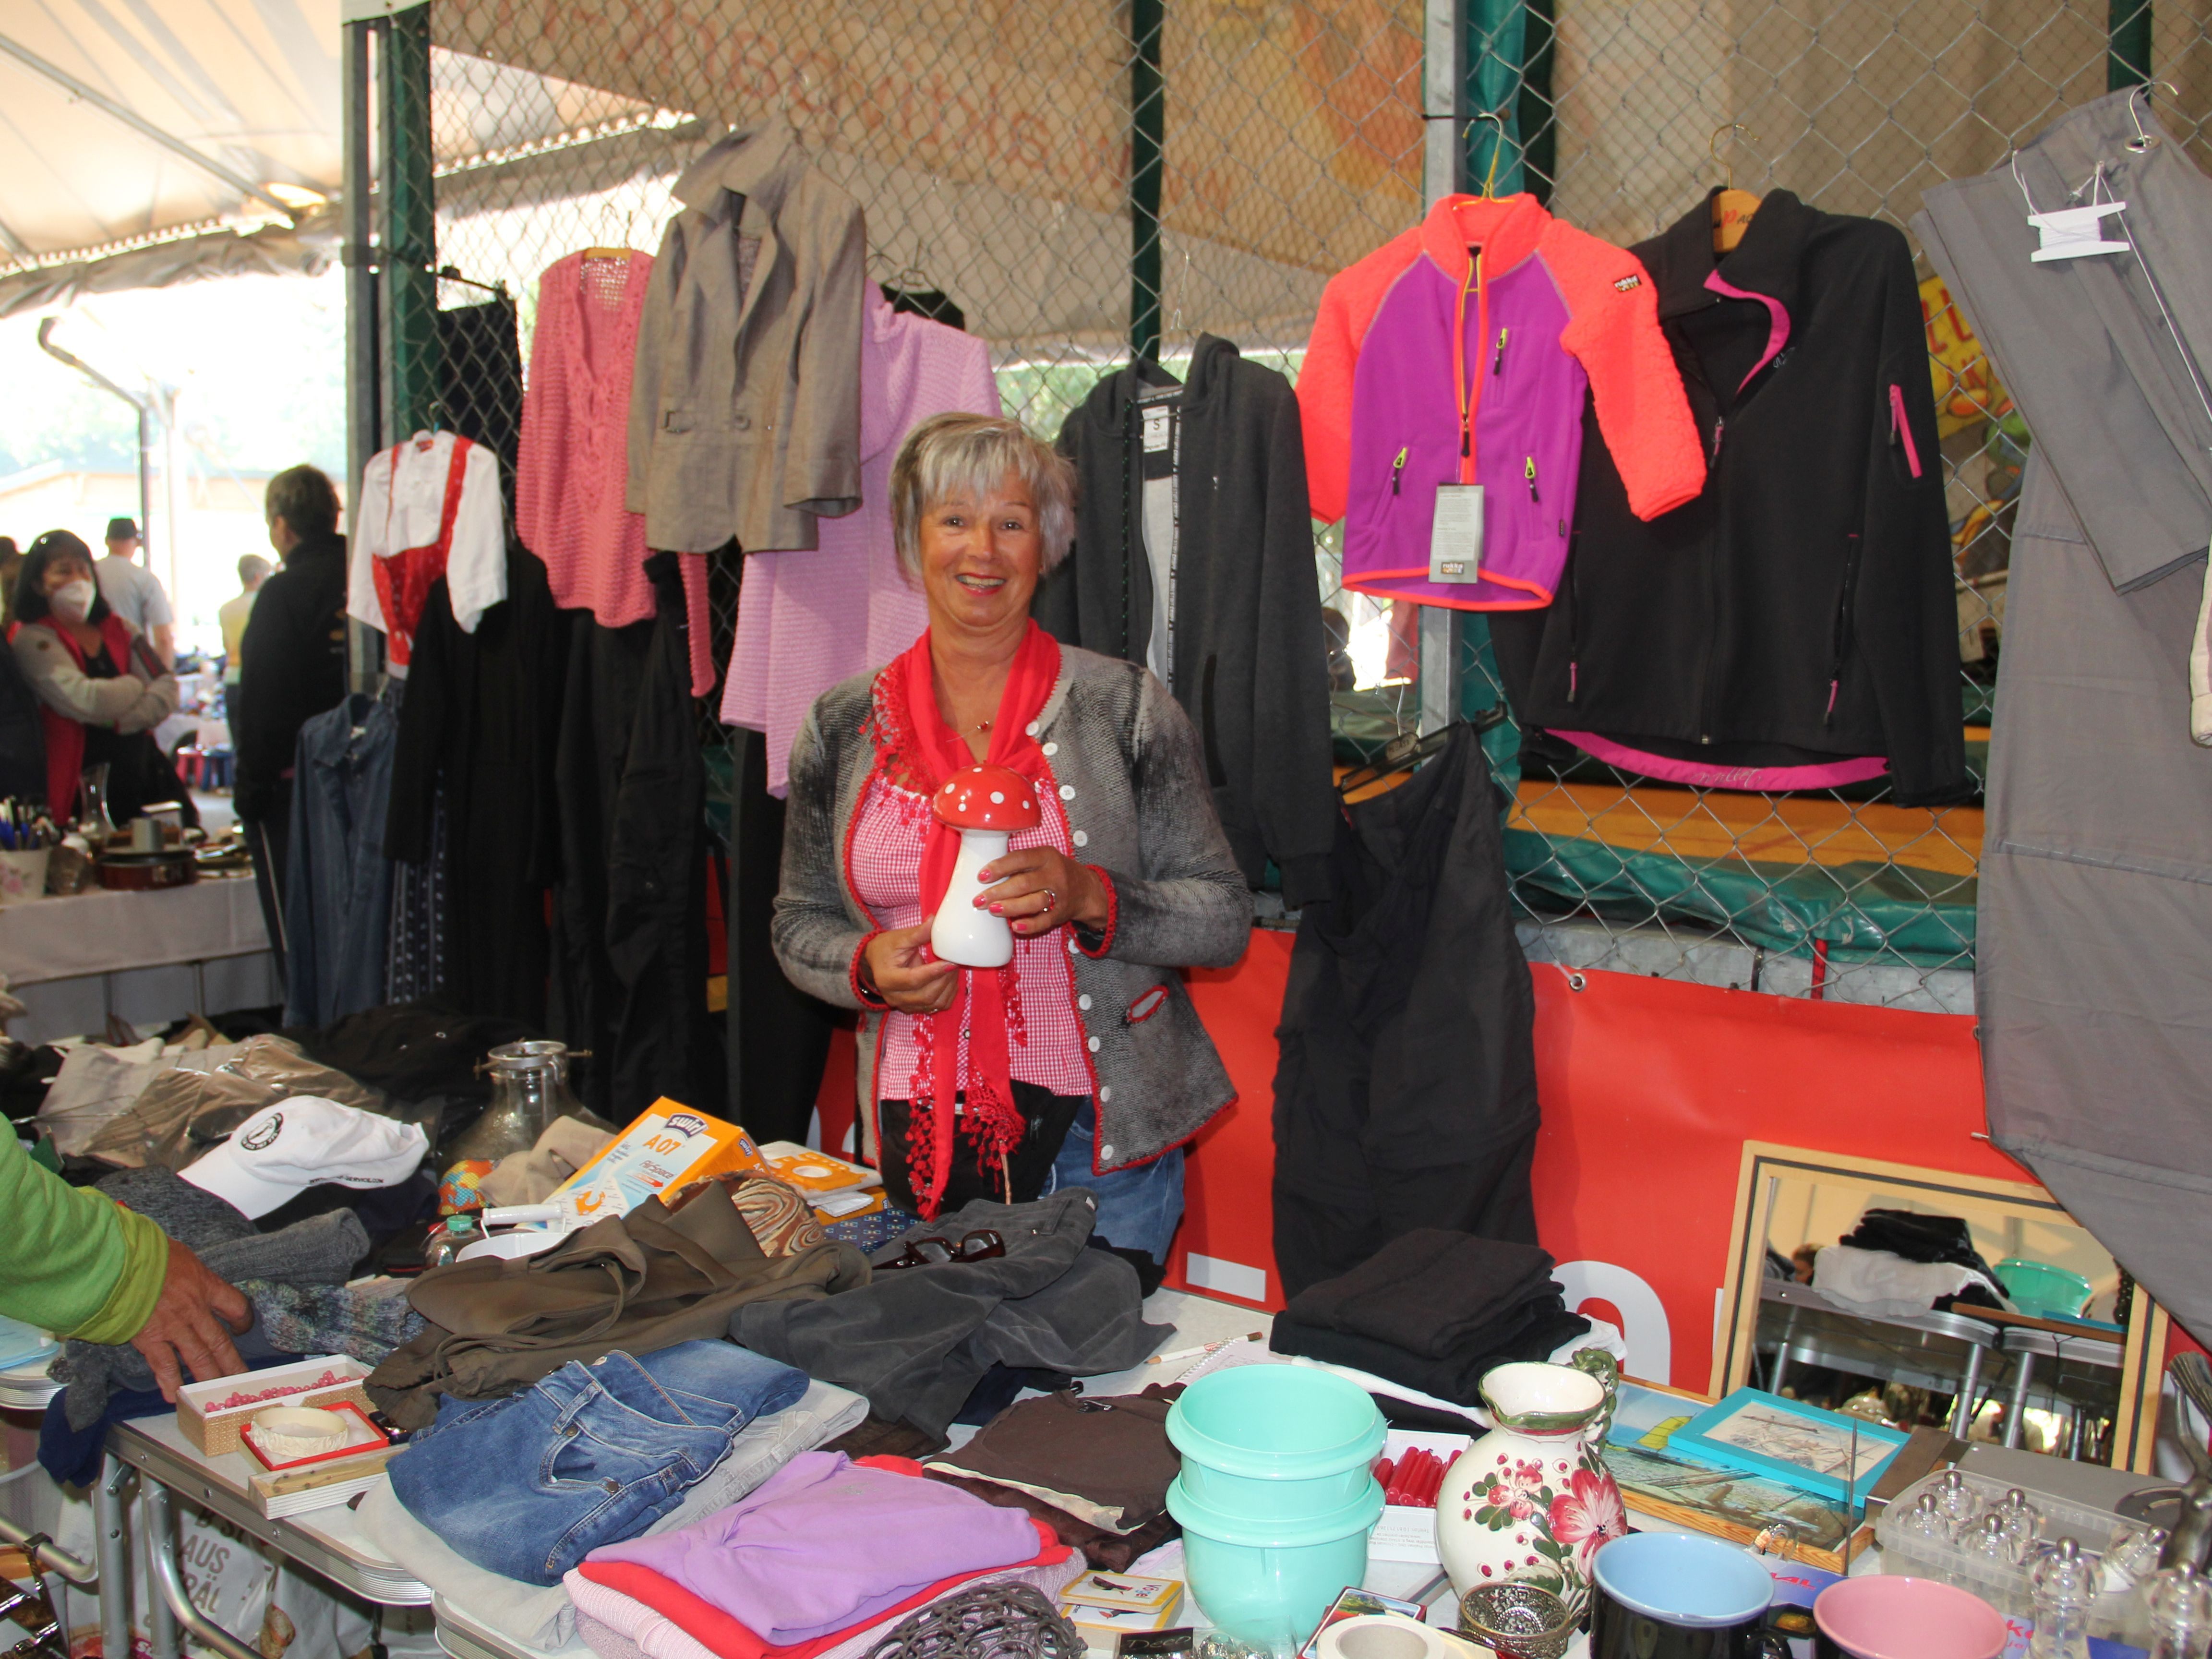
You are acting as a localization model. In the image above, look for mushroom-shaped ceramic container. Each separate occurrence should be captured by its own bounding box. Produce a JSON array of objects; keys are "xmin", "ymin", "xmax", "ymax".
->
[{"xmin": 929, "ymin": 764, "xmax": 1043, "ymax": 968}]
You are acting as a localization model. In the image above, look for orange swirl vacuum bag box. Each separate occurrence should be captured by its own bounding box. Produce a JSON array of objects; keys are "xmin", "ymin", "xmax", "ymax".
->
[{"xmin": 548, "ymin": 1100, "xmax": 769, "ymax": 1221}]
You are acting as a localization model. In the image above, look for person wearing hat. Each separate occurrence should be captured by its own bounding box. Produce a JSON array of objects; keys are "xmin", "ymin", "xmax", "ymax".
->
[
  {"xmin": 96, "ymin": 516, "xmax": 175, "ymax": 669},
  {"xmin": 0, "ymin": 1128, "xmax": 248, "ymax": 1399}
]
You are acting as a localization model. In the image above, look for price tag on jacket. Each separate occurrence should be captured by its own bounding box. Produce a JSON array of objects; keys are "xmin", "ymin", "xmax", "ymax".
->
[{"xmin": 1429, "ymin": 483, "xmax": 1484, "ymax": 583}]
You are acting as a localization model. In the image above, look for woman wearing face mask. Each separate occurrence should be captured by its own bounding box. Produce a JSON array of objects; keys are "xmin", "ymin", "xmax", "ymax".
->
[
  {"xmin": 774, "ymin": 414, "xmax": 1251, "ymax": 1274},
  {"xmin": 8, "ymin": 529, "xmax": 189, "ymax": 826}
]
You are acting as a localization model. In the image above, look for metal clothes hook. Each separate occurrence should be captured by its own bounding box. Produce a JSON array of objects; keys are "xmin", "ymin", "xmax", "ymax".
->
[
  {"xmin": 1709, "ymin": 122, "xmax": 1757, "ymax": 188},
  {"xmin": 2125, "ymin": 80, "xmax": 2184, "ymax": 152},
  {"xmin": 1466, "ymin": 110, "xmax": 1510, "ymax": 198}
]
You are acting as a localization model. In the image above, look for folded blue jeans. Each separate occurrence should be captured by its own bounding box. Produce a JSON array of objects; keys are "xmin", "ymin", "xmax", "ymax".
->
[{"xmin": 386, "ymin": 1340, "xmax": 808, "ymax": 1585}]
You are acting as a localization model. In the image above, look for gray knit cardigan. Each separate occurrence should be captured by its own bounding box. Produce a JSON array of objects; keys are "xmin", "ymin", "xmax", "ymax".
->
[{"xmin": 773, "ymin": 644, "xmax": 1253, "ymax": 1173}]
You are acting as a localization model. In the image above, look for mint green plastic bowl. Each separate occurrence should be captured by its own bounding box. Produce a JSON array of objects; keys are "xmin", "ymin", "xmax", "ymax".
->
[
  {"xmin": 1996, "ymin": 1258, "xmax": 2094, "ymax": 1320},
  {"xmin": 1166, "ymin": 1367, "xmax": 1387, "ymax": 1644}
]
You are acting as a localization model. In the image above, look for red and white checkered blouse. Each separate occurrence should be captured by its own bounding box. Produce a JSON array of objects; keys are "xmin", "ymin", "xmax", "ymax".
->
[{"xmin": 847, "ymin": 772, "xmax": 1094, "ymax": 1099}]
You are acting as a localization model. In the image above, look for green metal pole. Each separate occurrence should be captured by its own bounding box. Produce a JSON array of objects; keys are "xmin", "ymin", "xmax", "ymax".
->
[
  {"xmin": 1465, "ymin": 0, "xmax": 1529, "ymax": 196},
  {"xmin": 2108, "ymin": 0, "xmax": 2152, "ymax": 91},
  {"xmin": 1130, "ymin": 0, "xmax": 1165, "ymax": 363},
  {"xmin": 380, "ymin": 3, "xmax": 439, "ymax": 439},
  {"xmin": 1516, "ymin": 0, "xmax": 1556, "ymax": 204}
]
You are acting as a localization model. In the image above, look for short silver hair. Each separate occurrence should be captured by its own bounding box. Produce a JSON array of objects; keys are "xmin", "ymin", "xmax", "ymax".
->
[{"xmin": 890, "ymin": 412, "xmax": 1075, "ymax": 583}]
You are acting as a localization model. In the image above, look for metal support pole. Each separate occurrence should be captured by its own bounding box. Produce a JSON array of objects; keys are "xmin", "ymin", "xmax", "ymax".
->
[
  {"xmin": 36, "ymin": 321, "xmax": 153, "ymax": 549},
  {"xmin": 139, "ymin": 1482, "xmax": 262, "ymax": 1659},
  {"xmin": 1951, "ymin": 1344, "xmax": 1984, "ymax": 1438},
  {"xmin": 2004, "ymin": 1349, "xmax": 2035, "ymax": 1449},
  {"xmin": 341, "ymin": 15, "xmax": 381, "ymax": 694},
  {"xmin": 378, "ymin": 3, "xmax": 439, "ymax": 445},
  {"xmin": 1128, "ymin": 0, "xmax": 1166, "ymax": 364},
  {"xmin": 2109, "ymin": 0, "xmax": 2153, "ymax": 91},
  {"xmin": 91, "ymin": 1457, "xmax": 129, "ymax": 1659},
  {"xmin": 141, "ymin": 1499, "xmax": 177, "ymax": 1659},
  {"xmin": 1417, "ymin": 0, "xmax": 1467, "ymax": 734}
]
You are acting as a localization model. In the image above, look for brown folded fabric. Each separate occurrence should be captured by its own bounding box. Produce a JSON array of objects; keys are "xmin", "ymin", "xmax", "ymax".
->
[
  {"xmin": 925, "ymin": 1385, "xmax": 1183, "ymax": 1531},
  {"xmin": 924, "ymin": 1470, "xmax": 1181, "ymax": 1571},
  {"xmin": 825, "ymin": 1414, "xmax": 950, "ymax": 1461},
  {"xmin": 366, "ymin": 1186, "xmax": 870, "ymax": 1426}
]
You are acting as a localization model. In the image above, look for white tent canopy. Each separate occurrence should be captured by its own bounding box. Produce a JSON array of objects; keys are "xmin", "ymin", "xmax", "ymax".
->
[{"xmin": 0, "ymin": 0, "xmax": 341, "ymax": 310}]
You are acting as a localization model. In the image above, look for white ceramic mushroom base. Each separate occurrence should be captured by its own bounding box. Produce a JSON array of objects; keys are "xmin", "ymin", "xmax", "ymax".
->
[{"xmin": 931, "ymin": 830, "xmax": 1014, "ymax": 967}]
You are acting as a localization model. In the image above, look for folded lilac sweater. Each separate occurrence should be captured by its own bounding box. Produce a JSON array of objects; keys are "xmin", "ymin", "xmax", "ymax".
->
[{"xmin": 584, "ymin": 1453, "xmax": 1042, "ymax": 1646}]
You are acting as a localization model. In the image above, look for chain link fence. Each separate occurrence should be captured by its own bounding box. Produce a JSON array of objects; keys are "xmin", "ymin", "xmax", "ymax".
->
[{"xmin": 394, "ymin": 0, "xmax": 2208, "ymax": 1012}]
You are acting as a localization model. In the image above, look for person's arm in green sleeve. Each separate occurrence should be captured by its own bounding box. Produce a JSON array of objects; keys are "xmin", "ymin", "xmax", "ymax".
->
[{"xmin": 0, "ymin": 1130, "xmax": 250, "ymax": 1397}]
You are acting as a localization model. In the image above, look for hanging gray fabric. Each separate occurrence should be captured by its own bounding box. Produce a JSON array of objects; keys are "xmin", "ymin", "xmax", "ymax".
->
[{"xmin": 1916, "ymin": 87, "xmax": 2212, "ymax": 1341}]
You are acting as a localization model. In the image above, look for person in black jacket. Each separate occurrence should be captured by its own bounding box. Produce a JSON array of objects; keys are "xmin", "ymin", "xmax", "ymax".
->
[
  {"xmin": 1037, "ymin": 336, "xmax": 1338, "ymax": 907},
  {"xmin": 234, "ymin": 465, "xmax": 349, "ymax": 969}
]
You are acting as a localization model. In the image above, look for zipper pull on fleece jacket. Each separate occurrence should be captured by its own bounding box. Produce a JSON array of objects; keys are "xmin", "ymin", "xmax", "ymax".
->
[{"xmin": 1298, "ymin": 191, "xmax": 1705, "ymax": 613}]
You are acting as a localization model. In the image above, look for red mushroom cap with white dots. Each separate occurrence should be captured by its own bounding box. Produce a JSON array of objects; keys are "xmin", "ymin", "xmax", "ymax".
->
[{"xmin": 932, "ymin": 764, "xmax": 1042, "ymax": 830}]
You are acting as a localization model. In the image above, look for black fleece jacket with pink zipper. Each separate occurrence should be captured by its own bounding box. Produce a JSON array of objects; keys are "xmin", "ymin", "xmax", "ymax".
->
[{"xmin": 1492, "ymin": 189, "xmax": 1970, "ymax": 806}]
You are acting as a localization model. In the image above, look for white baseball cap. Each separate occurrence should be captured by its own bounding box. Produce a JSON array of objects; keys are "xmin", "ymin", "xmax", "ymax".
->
[{"xmin": 180, "ymin": 1098, "xmax": 430, "ymax": 1219}]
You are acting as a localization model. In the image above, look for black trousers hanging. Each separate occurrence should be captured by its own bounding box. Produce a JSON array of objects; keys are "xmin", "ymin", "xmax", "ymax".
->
[
  {"xmin": 727, "ymin": 724, "xmax": 841, "ymax": 1144},
  {"xmin": 1271, "ymin": 722, "xmax": 1540, "ymax": 1299},
  {"xmin": 550, "ymin": 553, "xmax": 718, "ymax": 1117}
]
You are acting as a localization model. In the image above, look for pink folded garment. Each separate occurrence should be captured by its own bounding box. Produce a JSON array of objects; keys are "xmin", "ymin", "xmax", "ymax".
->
[
  {"xmin": 566, "ymin": 1551, "xmax": 1083, "ymax": 1659},
  {"xmin": 583, "ymin": 1451, "xmax": 1043, "ymax": 1646}
]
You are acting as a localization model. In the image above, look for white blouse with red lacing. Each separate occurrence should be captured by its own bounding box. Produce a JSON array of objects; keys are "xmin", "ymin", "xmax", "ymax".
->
[{"xmin": 846, "ymin": 771, "xmax": 1094, "ymax": 1099}]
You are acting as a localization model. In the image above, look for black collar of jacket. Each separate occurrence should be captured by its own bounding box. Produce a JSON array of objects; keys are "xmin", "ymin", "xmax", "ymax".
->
[
  {"xmin": 673, "ymin": 115, "xmax": 806, "ymax": 221},
  {"xmin": 1647, "ymin": 186, "xmax": 1818, "ymax": 324},
  {"xmin": 1091, "ymin": 333, "xmax": 1242, "ymax": 426},
  {"xmin": 283, "ymin": 529, "xmax": 346, "ymax": 570}
]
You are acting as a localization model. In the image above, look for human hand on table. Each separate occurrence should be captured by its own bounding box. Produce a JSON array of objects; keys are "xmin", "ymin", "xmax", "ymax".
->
[
  {"xmin": 130, "ymin": 1238, "xmax": 251, "ymax": 1401},
  {"xmin": 976, "ymin": 847, "xmax": 1107, "ymax": 936},
  {"xmin": 861, "ymin": 922, "xmax": 961, "ymax": 1014}
]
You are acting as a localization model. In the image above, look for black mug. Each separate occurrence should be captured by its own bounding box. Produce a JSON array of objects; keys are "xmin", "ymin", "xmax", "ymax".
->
[{"xmin": 1588, "ymin": 1533, "xmax": 1792, "ymax": 1659}]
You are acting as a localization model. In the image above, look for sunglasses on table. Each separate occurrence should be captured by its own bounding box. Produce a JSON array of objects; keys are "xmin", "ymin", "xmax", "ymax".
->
[{"xmin": 877, "ymin": 1229, "xmax": 1009, "ymax": 1271}]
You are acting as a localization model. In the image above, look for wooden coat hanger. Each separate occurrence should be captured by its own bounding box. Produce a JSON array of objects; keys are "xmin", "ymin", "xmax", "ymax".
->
[{"xmin": 1710, "ymin": 124, "xmax": 1763, "ymax": 253}]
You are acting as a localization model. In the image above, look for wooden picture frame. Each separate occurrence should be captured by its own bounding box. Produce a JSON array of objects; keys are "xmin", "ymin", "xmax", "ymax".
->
[{"xmin": 1712, "ymin": 1142, "xmax": 2170, "ymax": 1473}]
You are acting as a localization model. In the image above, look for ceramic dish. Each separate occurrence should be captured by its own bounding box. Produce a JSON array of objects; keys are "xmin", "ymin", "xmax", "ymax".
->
[{"xmin": 251, "ymin": 1406, "xmax": 349, "ymax": 1458}]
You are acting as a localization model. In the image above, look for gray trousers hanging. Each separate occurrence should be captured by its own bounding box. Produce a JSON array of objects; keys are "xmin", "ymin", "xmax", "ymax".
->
[{"xmin": 1917, "ymin": 89, "xmax": 2212, "ymax": 1341}]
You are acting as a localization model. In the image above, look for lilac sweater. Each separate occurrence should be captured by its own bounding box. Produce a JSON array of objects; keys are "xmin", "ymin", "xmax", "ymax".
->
[{"xmin": 583, "ymin": 1452, "xmax": 1041, "ymax": 1644}]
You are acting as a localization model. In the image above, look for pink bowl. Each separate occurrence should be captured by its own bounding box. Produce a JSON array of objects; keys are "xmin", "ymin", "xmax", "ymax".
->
[{"xmin": 1814, "ymin": 1576, "xmax": 2006, "ymax": 1659}]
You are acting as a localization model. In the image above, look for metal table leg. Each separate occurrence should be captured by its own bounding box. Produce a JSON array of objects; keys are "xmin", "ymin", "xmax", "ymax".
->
[
  {"xmin": 140, "ymin": 1481, "xmax": 261, "ymax": 1659},
  {"xmin": 141, "ymin": 1490, "xmax": 177, "ymax": 1659},
  {"xmin": 1770, "ymin": 1305, "xmax": 1802, "ymax": 1396},
  {"xmin": 92, "ymin": 1457, "xmax": 130, "ymax": 1659},
  {"xmin": 1952, "ymin": 1343, "xmax": 1984, "ymax": 1438},
  {"xmin": 2004, "ymin": 1350, "xmax": 2035, "ymax": 1449}
]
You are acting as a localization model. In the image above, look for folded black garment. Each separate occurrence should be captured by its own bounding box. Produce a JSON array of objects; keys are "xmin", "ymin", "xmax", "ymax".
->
[
  {"xmin": 1841, "ymin": 1210, "xmax": 1998, "ymax": 1280},
  {"xmin": 1285, "ymin": 1228, "xmax": 1559, "ymax": 1361},
  {"xmin": 1271, "ymin": 1292, "xmax": 1591, "ymax": 1407}
]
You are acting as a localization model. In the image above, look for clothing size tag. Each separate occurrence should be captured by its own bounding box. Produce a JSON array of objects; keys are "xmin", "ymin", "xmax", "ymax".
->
[
  {"xmin": 1429, "ymin": 483, "xmax": 1484, "ymax": 583},
  {"xmin": 1141, "ymin": 405, "xmax": 1174, "ymax": 455}
]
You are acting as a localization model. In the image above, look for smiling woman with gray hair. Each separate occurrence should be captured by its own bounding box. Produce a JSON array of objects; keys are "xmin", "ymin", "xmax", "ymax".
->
[{"xmin": 774, "ymin": 411, "xmax": 1251, "ymax": 1268}]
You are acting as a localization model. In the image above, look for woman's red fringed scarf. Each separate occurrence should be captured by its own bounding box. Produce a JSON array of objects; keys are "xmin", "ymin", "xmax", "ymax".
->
[{"xmin": 873, "ymin": 621, "xmax": 1061, "ymax": 1215}]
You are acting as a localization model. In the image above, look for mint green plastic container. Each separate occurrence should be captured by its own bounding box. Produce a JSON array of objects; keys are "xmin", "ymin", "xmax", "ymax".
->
[{"xmin": 1166, "ymin": 1366, "xmax": 1386, "ymax": 1646}]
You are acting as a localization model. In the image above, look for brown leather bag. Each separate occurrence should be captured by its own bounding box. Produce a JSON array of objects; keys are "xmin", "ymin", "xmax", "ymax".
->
[{"xmin": 366, "ymin": 1184, "xmax": 868, "ymax": 1426}]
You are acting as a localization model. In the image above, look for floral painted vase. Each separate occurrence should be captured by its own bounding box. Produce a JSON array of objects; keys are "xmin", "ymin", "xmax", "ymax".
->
[{"xmin": 1434, "ymin": 1353, "xmax": 1627, "ymax": 1624}]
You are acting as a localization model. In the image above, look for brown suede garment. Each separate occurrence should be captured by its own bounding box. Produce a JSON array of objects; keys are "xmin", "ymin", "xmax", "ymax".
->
[{"xmin": 367, "ymin": 1187, "xmax": 869, "ymax": 1426}]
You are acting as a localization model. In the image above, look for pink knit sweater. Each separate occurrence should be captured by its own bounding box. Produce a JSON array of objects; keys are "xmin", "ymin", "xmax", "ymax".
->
[
  {"xmin": 721, "ymin": 289, "xmax": 1001, "ymax": 793},
  {"xmin": 517, "ymin": 251, "xmax": 657, "ymax": 628}
]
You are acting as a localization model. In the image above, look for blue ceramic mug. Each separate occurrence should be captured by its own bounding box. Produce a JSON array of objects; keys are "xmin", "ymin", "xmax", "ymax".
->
[{"xmin": 1589, "ymin": 1534, "xmax": 1791, "ymax": 1659}]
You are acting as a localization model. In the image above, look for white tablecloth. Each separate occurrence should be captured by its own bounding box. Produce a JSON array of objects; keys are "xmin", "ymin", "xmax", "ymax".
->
[{"xmin": 0, "ymin": 872, "xmax": 268, "ymax": 985}]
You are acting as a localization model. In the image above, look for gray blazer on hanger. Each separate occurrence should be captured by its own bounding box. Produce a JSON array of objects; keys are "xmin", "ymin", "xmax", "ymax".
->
[
  {"xmin": 627, "ymin": 117, "xmax": 866, "ymax": 553},
  {"xmin": 1917, "ymin": 88, "xmax": 2212, "ymax": 1339}
]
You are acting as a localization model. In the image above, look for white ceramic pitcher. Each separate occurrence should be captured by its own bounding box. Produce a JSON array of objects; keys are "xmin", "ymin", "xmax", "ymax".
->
[{"xmin": 1435, "ymin": 1357, "xmax": 1625, "ymax": 1623}]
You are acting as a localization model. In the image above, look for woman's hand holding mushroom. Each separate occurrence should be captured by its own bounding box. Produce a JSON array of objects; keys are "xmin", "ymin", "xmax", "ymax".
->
[{"xmin": 975, "ymin": 847, "xmax": 1108, "ymax": 936}]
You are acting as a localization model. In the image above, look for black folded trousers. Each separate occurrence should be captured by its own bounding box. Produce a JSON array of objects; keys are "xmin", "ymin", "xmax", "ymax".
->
[{"xmin": 1271, "ymin": 722, "xmax": 1540, "ymax": 1298}]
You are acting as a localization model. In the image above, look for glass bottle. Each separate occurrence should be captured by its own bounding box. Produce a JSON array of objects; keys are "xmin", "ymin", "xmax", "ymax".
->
[
  {"xmin": 424, "ymin": 1214, "xmax": 478, "ymax": 1270},
  {"xmin": 78, "ymin": 763, "xmax": 114, "ymax": 844},
  {"xmin": 445, "ymin": 1040, "xmax": 611, "ymax": 1165},
  {"xmin": 1998, "ymin": 1487, "xmax": 2044, "ymax": 1557},
  {"xmin": 1934, "ymin": 1468, "xmax": 1985, "ymax": 1540},
  {"xmin": 2028, "ymin": 1537, "xmax": 2099, "ymax": 1659}
]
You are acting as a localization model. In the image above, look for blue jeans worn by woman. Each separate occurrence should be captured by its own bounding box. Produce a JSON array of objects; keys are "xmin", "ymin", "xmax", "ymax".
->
[
  {"xmin": 385, "ymin": 1340, "xmax": 807, "ymax": 1585},
  {"xmin": 1048, "ymin": 1103, "xmax": 1185, "ymax": 1264}
]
